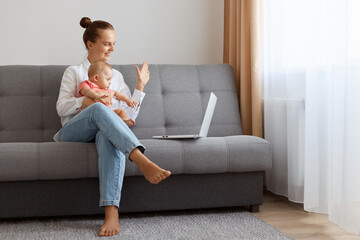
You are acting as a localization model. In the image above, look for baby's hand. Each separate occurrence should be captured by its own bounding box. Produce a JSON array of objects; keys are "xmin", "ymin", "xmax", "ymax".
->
[
  {"xmin": 95, "ymin": 93, "xmax": 111, "ymax": 106},
  {"xmin": 95, "ymin": 93, "xmax": 109, "ymax": 101},
  {"xmin": 125, "ymin": 99, "xmax": 138, "ymax": 108}
]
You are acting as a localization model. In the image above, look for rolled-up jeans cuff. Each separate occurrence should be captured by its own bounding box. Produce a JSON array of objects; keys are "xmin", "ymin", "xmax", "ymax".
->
[
  {"xmin": 125, "ymin": 142, "xmax": 145, "ymax": 162},
  {"xmin": 99, "ymin": 200, "xmax": 120, "ymax": 208}
]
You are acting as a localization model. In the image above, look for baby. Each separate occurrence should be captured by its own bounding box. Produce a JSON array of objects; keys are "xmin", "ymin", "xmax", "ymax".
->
[{"xmin": 79, "ymin": 60, "xmax": 138, "ymax": 126}]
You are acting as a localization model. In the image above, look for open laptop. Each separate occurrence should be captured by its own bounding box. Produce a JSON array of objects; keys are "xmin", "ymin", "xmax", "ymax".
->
[{"xmin": 152, "ymin": 92, "xmax": 217, "ymax": 139}]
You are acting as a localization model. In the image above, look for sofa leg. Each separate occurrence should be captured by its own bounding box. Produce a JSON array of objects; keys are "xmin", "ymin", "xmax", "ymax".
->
[{"xmin": 249, "ymin": 204, "xmax": 259, "ymax": 212}]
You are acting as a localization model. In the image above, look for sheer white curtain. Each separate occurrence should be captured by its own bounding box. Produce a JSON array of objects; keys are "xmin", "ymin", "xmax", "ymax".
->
[{"xmin": 263, "ymin": 0, "xmax": 360, "ymax": 234}]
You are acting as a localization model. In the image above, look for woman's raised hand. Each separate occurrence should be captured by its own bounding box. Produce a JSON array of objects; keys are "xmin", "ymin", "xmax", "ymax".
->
[{"xmin": 135, "ymin": 61, "xmax": 150, "ymax": 92}]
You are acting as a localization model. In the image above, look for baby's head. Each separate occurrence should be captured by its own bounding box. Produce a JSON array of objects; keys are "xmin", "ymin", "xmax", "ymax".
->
[{"xmin": 88, "ymin": 61, "xmax": 113, "ymax": 90}]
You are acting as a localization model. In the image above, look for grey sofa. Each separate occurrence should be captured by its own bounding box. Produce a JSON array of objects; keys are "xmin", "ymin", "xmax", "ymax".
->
[{"xmin": 0, "ymin": 64, "xmax": 271, "ymax": 219}]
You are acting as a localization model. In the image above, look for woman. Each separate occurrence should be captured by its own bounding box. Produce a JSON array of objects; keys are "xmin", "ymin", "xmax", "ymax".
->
[{"xmin": 55, "ymin": 17, "xmax": 171, "ymax": 237}]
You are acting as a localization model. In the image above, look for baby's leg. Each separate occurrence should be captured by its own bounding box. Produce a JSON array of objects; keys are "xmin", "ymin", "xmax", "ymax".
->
[
  {"xmin": 113, "ymin": 109, "xmax": 135, "ymax": 127},
  {"xmin": 114, "ymin": 109, "xmax": 128, "ymax": 120}
]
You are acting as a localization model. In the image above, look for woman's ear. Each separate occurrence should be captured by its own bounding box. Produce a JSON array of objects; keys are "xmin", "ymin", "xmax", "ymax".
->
[{"xmin": 87, "ymin": 41, "xmax": 92, "ymax": 50}]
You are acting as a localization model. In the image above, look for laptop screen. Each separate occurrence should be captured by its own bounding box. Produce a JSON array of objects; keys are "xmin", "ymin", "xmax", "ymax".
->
[{"xmin": 199, "ymin": 92, "xmax": 217, "ymax": 137}]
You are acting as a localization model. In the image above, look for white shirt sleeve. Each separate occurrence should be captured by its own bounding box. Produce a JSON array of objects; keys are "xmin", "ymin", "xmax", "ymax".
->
[
  {"xmin": 56, "ymin": 66, "xmax": 85, "ymax": 119},
  {"xmin": 110, "ymin": 69, "xmax": 146, "ymax": 120},
  {"xmin": 125, "ymin": 89, "xmax": 146, "ymax": 120}
]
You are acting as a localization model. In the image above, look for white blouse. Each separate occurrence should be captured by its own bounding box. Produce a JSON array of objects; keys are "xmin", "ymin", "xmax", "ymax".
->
[{"xmin": 53, "ymin": 58, "xmax": 146, "ymax": 141}]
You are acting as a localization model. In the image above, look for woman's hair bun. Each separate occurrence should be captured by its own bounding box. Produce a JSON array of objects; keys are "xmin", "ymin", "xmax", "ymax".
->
[{"xmin": 80, "ymin": 17, "xmax": 92, "ymax": 28}]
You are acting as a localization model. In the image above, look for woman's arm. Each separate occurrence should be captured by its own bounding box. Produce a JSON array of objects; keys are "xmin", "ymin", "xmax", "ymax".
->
[
  {"xmin": 123, "ymin": 89, "xmax": 145, "ymax": 120},
  {"xmin": 56, "ymin": 67, "xmax": 84, "ymax": 118},
  {"xmin": 118, "ymin": 61, "xmax": 149, "ymax": 119},
  {"xmin": 111, "ymin": 69, "xmax": 145, "ymax": 120}
]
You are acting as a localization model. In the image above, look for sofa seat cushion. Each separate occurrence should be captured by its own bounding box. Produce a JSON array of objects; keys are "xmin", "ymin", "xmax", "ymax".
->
[
  {"xmin": 138, "ymin": 136, "xmax": 271, "ymax": 175},
  {"xmin": 0, "ymin": 136, "xmax": 270, "ymax": 181},
  {"xmin": 0, "ymin": 142, "xmax": 98, "ymax": 181}
]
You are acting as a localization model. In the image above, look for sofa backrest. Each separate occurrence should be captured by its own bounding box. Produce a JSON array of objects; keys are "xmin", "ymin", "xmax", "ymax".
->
[{"xmin": 0, "ymin": 64, "xmax": 242, "ymax": 142}]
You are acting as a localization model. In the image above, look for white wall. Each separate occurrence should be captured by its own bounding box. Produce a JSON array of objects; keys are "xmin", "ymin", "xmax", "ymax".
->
[{"xmin": 0, "ymin": 0, "xmax": 224, "ymax": 65}]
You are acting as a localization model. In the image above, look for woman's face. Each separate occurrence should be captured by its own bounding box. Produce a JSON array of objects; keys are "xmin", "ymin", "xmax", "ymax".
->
[{"xmin": 87, "ymin": 29, "xmax": 116, "ymax": 62}]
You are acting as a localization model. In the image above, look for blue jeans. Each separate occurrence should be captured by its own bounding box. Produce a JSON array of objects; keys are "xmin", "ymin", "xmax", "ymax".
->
[{"xmin": 59, "ymin": 103, "xmax": 145, "ymax": 208}]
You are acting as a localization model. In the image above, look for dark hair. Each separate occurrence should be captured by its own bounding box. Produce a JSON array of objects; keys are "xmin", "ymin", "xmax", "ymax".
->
[{"xmin": 80, "ymin": 17, "xmax": 114, "ymax": 50}]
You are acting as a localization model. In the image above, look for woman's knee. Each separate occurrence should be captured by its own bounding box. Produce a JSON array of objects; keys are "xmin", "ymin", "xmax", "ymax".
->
[
  {"xmin": 90, "ymin": 102, "xmax": 113, "ymax": 115},
  {"xmin": 91, "ymin": 102, "xmax": 107, "ymax": 110}
]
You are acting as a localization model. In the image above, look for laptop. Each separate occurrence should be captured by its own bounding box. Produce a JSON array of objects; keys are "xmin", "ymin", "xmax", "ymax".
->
[{"xmin": 152, "ymin": 92, "xmax": 217, "ymax": 139}]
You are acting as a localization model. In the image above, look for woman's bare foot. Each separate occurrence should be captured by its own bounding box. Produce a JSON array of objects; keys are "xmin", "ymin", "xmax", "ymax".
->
[
  {"xmin": 129, "ymin": 148, "xmax": 171, "ymax": 184},
  {"xmin": 139, "ymin": 159, "xmax": 171, "ymax": 184},
  {"xmin": 98, "ymin": 206, "xmax": 120, "ymax": 237}
]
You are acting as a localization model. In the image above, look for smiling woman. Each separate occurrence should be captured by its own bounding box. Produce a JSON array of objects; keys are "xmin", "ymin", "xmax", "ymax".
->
[
  {"xmin": 54, "ymin": 17, "xmax": 171, "ymax": 237},
  {"xmin": 80, "ymin": 17, "xmax": 116, "ymax": 62}
]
